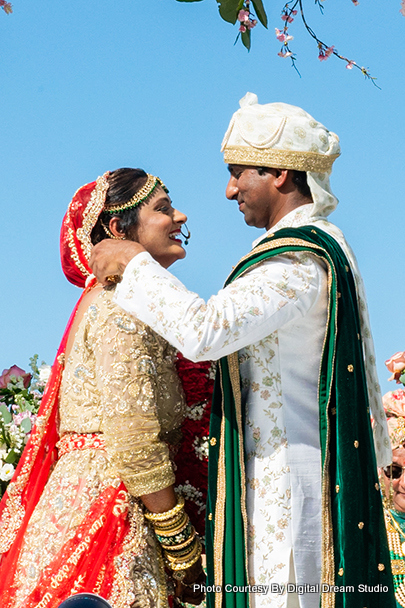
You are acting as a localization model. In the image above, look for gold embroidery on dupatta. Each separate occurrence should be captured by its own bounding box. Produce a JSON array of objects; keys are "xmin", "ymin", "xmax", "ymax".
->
[
  {"xmin": 227, "ymin": 351, "xmax": 249, "ymax": 588},
  {"xmin": 0, "ymin": 384, "xmax": 59, "ymax": 553},
  {"xmin": 313, "ymin": 253, "xmax": 336, "ymax": 608},
  {"xmin": 214, "ymin": 366, "xmax": 227, "ymax": 608},
  {"xmin": 67, "ymin": 226, "xmax": 90, "ymax": 278}
]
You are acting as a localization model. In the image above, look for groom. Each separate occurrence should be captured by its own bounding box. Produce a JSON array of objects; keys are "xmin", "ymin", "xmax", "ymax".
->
[{"xmin": 90, "ymin": 93, "xmax": 393, "ymax": 608}]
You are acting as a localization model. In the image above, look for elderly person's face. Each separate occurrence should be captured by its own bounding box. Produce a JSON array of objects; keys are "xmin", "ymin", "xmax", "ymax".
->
[{"xmin": 383, "ymin": 446, "xmax": 405, "ymax": 512}]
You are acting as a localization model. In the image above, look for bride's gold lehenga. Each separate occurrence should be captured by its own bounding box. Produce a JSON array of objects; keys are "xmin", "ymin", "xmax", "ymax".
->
[{"xmin": 10, "ymin": 287, "xmax": 186, "ymax": 608}]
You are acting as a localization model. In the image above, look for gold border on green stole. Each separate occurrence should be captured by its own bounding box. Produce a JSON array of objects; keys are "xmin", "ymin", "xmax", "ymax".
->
[{"xmin": 206, "ymin": 226, "xmax": 395, "ymax": 608}]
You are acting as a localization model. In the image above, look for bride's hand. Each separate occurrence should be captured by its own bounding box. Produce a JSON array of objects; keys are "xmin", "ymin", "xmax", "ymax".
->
[
  {"xmin": 174, "ymin": 559, "xmax": 206, "ymax": 606},
  {"xmin": 89, "ymin": 240, "xmax": 146, "ymax": 285}
]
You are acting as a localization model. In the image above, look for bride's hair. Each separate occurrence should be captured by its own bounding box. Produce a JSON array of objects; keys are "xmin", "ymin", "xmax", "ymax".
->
[{"xmin": 91, "ymin": 168, "xmax": 151, "ymax": 244}]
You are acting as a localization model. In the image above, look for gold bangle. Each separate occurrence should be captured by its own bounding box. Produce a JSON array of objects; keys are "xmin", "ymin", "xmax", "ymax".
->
[
  {"xmin": 164, "ymin": 533, "xmax": 197, "ymax": 554},
  {"xmin": 154, "ymin": 516, "xmax": 190, "ymax": 537},
  {"xmin": 153, "ymin": 511, "xmax": 188, "ymax": 532},
  {"xmin": 165, "ymin": 537, "xmax": 201, "ymax": 563},
  {"xmin": 144, "ymin": 496, "xmax": 185, "ymax": 522},
  {"xmin": 167, "ymin": 543, "xmax": 202, "ymax": 571},
  {"xmin": 153, "ymin": 509, "xmax": 187, "ymax": 525},
  {"xmin": 165, "ymin": 543, "xmax": 197, "ymax": 560},
  {"xmin": 159, "ymin": 529, "xmax": 196, "ymax": 551}
]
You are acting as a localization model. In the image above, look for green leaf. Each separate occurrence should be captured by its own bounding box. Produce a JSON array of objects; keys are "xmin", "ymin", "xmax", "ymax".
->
[
  {"xmin": 216, "ymin": 0, "xmax": 241, "ymax": 24},
  {"xmin": 241, "ymin": 28, "xmax": 251, "ymax": 50},
  {"xmin": 20, "ymin": 417, "xmax": 32, "ymax": 433},
  {"xmin": 399, "ymin": 372, "xmax": 405, "ymax": 386},
  {"xmin": 0, "ymin": 404, "xmax": 12, "ymax": 424},
  {"xmin": 252, "ymin": 0, "xmax": 268, "ymax": 28},
  {"xmin": 4, "ymin": 450, "xmax": 17, "ymax": 464}
]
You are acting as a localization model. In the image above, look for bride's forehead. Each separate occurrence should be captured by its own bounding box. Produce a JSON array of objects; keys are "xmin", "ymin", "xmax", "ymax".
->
[{"xmin": 146, "ymin": 187, "xmax": 172, "ymax": 206}]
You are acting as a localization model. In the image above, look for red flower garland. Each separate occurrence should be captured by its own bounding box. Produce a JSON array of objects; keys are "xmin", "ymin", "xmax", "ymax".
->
[{"xmin": 174, "ymin": 354, "xmax": 215, "ymax": 545}]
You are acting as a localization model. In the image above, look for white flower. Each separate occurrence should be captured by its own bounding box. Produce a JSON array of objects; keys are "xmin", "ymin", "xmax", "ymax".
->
[
  {"xmin": 187, "ymin": 402, "xmax": 206, "ymax": 421},
  {"xmin": 0, "ymin": 463, "xmax": 15, "ymax": 481},
  {"xmin": 193, "ymin": 436, "xmax": 209, "ymax": 460},
  {"xmin": 38, "ymin": 364, "xmax": 52, "ymax": 384},
  {"xmin": 176, "ymin": 481, "xmax": 205, "ymax": 514}
]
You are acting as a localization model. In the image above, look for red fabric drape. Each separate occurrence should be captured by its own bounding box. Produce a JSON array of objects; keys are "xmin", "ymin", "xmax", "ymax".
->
[{"xmin": 0, "ymin": 280, "xmax": 95, "ymax": 604}]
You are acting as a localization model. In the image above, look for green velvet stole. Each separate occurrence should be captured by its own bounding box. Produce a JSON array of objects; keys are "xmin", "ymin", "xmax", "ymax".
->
[{"xmin": 205, "ymin": 226, "xmax": 395, "ymax": 608}]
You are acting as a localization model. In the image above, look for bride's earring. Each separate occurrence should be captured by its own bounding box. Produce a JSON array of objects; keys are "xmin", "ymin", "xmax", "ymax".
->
[{"xmin": 101, "ymin": 221, "xmax": 125, "ymax": 240}]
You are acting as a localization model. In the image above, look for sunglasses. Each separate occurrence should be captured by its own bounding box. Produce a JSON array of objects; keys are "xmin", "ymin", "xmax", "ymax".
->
[{"xmin": 383, "ymin": 464, "xmax": 405, "ymax": 480}]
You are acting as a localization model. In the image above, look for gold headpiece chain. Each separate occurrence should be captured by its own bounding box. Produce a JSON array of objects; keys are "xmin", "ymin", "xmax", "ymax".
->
[{"xmin": 104, "ymin": 174, "xmax": 168, "ymax": 214}]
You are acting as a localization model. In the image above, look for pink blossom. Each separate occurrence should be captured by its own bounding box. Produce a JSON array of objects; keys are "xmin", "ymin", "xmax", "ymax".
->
[
  {"xmin": 352, "ymin": 0, "xmax": 359, "ymax": 4},
  {"xmin": 275, "ymin": 28, "xmax": 286, "ymax": 42},
  {"xmin": 239, "ymin": 24, "xmax": 247, "ymax": 32},
  {"xmin": 287, "ymin": 16, "xmax": 294, "ymax": 23},
  {"xmin": 281, "ymin": 14, "xmax": 288, "ymax": 21},
  {"xmin": 386, "ymin": 352, "xmax": 405, "ymax": 373},
  {"xmin": 278, "ymin": 50, "xmax": 293, "ymax": 58},
  {"xmin": 292, "ymin": 10, "xmax": 298, "ymax": 15},
  {"xmin": 238, "ymin": 9, "xmax": 250, "ymax": 22},
  {"xmin": 318, "ymin": 46, "xmax": 334, "ymax": 61},
  {"xmin": 346, "ymin": 61, "xmax": 355, "ymax": 69},
  {"xmin": 247, "ymin": 19, "xmax": 257, "ymax": 29},
  {"xmin": 13, "ymin": 411, "xmax": 36, "ymax": 426},
  {"xmin": 0, "ymin": 0, "xmax": 12, "ymax": 13},
  {"xmin": 386, "ymin": 351, "xmax": 405, "ymax": 383},
  {"xmin": 401, "ymin": 1, "xmax": 405, "ymax": 16},
  {"xmin": 0, "ymin": 365, "xmax": 31, "ymax": 389}
]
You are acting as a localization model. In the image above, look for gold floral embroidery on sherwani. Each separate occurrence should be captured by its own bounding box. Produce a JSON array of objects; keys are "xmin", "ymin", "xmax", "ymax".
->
[{"xmin": 10, "ymin": 288, "xmax": 186, "ymax": 608}]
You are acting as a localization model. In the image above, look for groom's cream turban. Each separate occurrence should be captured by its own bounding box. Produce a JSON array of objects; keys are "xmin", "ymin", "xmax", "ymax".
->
[{"xmin": 221, "ymin": 92, "xmax": 341, "ymax": 218}]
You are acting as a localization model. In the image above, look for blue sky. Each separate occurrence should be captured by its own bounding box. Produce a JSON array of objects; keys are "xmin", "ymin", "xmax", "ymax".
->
[{"xmin": 0, "ymin": 0, "xmax": 404, "ymax": 394}]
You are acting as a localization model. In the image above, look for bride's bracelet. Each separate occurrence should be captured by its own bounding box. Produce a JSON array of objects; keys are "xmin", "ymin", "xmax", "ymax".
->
[
  {"xmin": 156, "ymin": 524, "xmax": 195, "ymax": 547},
  {"xmin": 145, "ymin": 495, "xmax": 201, "ymax": 571},
  {"xmin": 166, "ymin": 538, "xmax": 203, "ymax": 582},
  {"xmin": 164, "ymin": 536, "xmax": 202, "ymax": 569},
  {"xmin": 144, "ymin": 496, "xmax": 185, "ymax": 523}
]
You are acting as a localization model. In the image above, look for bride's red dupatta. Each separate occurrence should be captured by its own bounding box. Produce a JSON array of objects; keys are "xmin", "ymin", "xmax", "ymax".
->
[{"xmin": 0, "ymin": 175, "xmax": 134, "ymax": 607}]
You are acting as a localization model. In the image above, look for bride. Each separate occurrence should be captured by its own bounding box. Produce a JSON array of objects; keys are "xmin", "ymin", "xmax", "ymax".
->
[{"xmin": 0, "ymin": 168, "xmax": 205, "ymax": 608}]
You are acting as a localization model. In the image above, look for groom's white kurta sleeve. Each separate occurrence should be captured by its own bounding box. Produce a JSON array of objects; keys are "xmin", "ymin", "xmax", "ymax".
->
[
  {"xmin": 113, "ymin": 250, "xmax": 326, "ymax": 362},
  {"xmin": 114, "ymin": 248, "xmax": 329, "ymax": 608}
]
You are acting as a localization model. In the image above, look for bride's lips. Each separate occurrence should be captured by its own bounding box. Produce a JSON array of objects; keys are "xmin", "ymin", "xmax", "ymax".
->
[{"xmin": 169, "ymin": 230, "xmax": 183, "ymax": 243}]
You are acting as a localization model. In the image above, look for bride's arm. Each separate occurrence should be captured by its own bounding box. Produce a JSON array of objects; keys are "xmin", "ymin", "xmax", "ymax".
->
[{"xmin": 93, "ymin": 301, "xmax": 204, "ymax": 598}]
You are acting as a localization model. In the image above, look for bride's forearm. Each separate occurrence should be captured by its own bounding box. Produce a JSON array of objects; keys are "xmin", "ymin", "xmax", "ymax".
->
[{"xmin": 140, "ymin": 485, "xmax": 177, "ymax": 513}]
